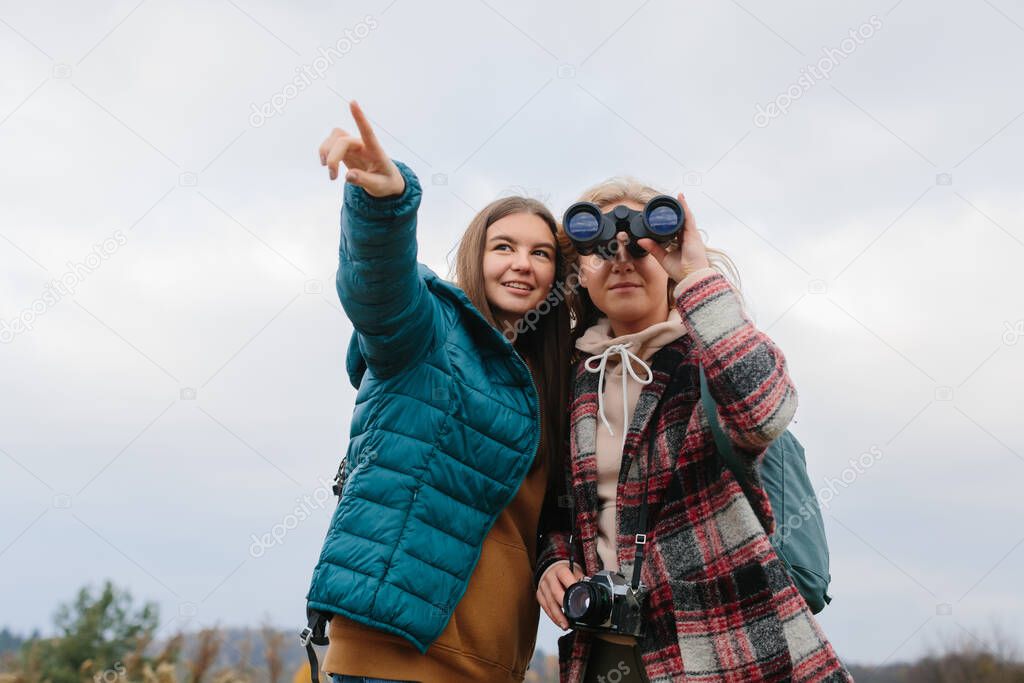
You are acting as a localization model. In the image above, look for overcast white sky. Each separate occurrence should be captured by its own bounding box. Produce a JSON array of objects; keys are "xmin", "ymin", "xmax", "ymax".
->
[{"xmin": 2, "ymin": 0, "xmax": 1023, "ymax": 667}]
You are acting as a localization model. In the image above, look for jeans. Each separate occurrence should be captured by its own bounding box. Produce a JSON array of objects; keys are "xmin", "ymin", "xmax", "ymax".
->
[{"xmin": 330, "ymin": 676, "xmax": 415, "ymax": 683}]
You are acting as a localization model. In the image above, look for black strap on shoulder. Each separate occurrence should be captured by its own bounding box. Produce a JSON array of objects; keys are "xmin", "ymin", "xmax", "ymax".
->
[
  {"xmin": 299, "ymin": 609, "xmax": 329, "ymax": 683},
  {"xmin": 698, "ymin": 364, "xmax": 746, "ymax": 486},
  {"xmin": 565, "ymin": 489, "xmax": 579, "ymax": 575},
  {"xmin": 630, "ymin": 391, "xmax": 664, "ymax": 591},
  {"xmin": 631, "ymin": 466, "xmax": 650, "ymax": 591}
]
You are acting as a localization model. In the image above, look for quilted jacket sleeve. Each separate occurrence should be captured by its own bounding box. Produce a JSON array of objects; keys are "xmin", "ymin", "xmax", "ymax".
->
[
  {"xmin": 336, "ymin": 160, "xmax": 439, "ymax": 380},
  {"xmin": 674, "ymin": 267, "xmax": 798, "ymax": 457}
]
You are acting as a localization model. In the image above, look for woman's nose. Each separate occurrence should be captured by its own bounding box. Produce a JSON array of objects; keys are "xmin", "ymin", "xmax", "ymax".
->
[
  {"xmin": 611, "ymin": 234, "xmax": 634, "ymax": 267},
  {"xmin": 511, "ymin": 248, "xmax": 533, "ymax": 271}
]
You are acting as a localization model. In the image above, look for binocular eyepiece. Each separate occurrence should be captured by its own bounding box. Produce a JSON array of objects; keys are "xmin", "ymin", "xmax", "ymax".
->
[{"xmin": 563, "ymin": 195, "xmax": 685, "ymax": 259}]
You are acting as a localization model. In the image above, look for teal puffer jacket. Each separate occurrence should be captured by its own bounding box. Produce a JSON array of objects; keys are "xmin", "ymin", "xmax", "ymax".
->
[{"xmin": 305, "ymin": 162, "xmax": 541, "ymax": 653}]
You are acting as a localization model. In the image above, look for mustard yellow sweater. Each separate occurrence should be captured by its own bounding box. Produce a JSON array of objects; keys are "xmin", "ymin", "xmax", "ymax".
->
[{"xmin": 323, "ymin": 458, "xmax": 549, "ymax": 682}]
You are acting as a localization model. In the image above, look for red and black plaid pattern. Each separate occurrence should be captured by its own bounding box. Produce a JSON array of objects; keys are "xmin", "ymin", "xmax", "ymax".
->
[{"xmin": 537, "ymin": 271, "xmax": 853, "ymax": 682}]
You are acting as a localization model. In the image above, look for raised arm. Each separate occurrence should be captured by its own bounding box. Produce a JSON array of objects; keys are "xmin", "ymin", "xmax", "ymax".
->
[
  {"xmin": 319, "ymin": 101, "xmax": 439, "ymax": 379},
  {"xmin": 675, "ymin": 267, "xmax": 797, "ymax": 452},
  {"xmin": 638, "ymin": 194, "xmax": 797, "ymax": 455}
]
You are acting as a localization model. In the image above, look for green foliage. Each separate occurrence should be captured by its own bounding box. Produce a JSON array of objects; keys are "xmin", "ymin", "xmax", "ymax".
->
[
  {"xmin": 1, "ymin": 628, "xmax": 26, "ymax": 655},
  {"xmin": 22, "ymin": 580, "xmax": 158, "ymax": 683}
]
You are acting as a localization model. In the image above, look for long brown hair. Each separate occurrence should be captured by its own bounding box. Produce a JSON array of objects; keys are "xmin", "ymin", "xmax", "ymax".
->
[{"xmin": 451, "ymin": 197, "xmax": 572, "ymax": 478}]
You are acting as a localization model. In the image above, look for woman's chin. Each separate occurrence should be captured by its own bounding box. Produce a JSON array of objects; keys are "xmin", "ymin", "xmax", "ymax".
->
[
  {"xmin": 506, "ymin": 302, "xmax": 539, "ymax": 318},
  {"xmin": 494, "ymin": 297, "xmax": 543, "ymax": 320}
]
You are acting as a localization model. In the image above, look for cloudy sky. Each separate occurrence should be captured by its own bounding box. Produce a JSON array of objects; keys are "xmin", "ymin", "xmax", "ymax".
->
[{"xmin": 2, "ymin": 0, "xmax": 1023, "ymax": 667}]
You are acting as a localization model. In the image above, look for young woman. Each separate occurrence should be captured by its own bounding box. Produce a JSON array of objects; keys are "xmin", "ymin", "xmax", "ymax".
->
[
  {"xmin": 535, "ymin": 179, "xmax": 852, "ymax": 682},
  {"xmin": 305, "ymin": 101, "xmax": 572, "ymax": 683}
]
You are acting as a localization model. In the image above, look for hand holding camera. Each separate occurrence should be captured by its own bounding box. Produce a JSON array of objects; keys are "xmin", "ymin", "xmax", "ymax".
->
[
  {"xmin": 318, "ymin": 100, "xmax": 405, "ymax": 198},
  {"xmin": 537, "ymin": 561, "xmax": 584, "ymax": 630}
]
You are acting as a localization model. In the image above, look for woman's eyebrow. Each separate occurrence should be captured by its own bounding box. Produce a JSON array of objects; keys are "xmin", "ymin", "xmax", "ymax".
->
[{"xmin": 488, "ymin": 233, "xmax": 556, "ymax": 250}]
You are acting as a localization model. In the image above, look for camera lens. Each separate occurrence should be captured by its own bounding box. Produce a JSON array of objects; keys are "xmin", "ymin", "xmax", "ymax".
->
[
  {"xmin": 564, "ymin": 581, "xmax": 611, "ymax": 624},
  {"xmin": 643, "ymin": 196, "xmax": 684, "ymax": 237},
  {"xmin": 564, "ymin": 583, "xmax": 594, "ymax": 620}
]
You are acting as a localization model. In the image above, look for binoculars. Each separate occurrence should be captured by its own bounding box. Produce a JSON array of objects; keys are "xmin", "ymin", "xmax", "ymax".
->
[{"xmin": 562, "ymin": 195, "xmax": 685, "ymax": 259}]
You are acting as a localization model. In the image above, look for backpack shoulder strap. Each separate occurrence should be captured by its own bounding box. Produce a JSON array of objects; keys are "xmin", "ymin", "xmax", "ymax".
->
[{"xmin": 698, "ymin": 364, "xmax": 748, "ymax": 487}]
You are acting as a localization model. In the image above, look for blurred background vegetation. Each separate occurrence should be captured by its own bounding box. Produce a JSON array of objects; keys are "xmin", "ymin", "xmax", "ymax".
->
[{"xmin": 2, "ymin": 581, "xmax": 1021, "ymax": 683}]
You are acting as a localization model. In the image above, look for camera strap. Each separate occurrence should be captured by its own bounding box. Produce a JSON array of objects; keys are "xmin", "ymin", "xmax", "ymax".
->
[
  {"xmin": 630, "ymin": 391, "xmax": 664, "ymax": 592},
  {"xmin": 564, "ymin": 445, "xmax": 579, "ymax": 576},
  {"xmin": 631, "ymin": 431, "xmax": 654, "ymax": 591}
]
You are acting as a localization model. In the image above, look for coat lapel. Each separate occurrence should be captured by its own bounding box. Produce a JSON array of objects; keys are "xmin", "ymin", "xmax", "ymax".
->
[{"xmin": 569, "ymin": 363, "xmax": 602, "ymax": 572}]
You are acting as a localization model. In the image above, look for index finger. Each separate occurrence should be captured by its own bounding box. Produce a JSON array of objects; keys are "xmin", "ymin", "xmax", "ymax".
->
[
  {"xmin": 636, "ymin": 238, "xmax": 669, "ymax": 262},
  {"xmin": 555, "ymin": 565, "xmax": 582, "ymax": 589},
  {"xmin": 677, "ymin": 193, "xmax": 695, "ymax": 227},
  {"xmin": 350, "ymin": 100, "xmax": 383, "ymax": 154}
]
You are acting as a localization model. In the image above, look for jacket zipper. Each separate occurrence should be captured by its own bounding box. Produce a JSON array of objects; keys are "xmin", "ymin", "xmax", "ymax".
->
[{"xmin": 511, "ymin": 349, "xmax": 542, "ymax": 469}]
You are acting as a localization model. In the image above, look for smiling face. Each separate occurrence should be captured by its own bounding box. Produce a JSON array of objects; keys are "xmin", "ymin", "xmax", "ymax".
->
[
  {"xmin": 579, "ymin": 201, "xmax": 671, "ymax": 336},
  {"xmin": 482, "ymin": 213, "xmax": 558, "ymax": 329}
]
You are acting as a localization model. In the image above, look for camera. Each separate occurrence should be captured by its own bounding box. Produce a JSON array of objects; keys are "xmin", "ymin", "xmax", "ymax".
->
[
  {"xmin": 562, "ymin": 195, "xmax": 684, "ymax": 259},
  {"xmin": 562, "ymin": 570, "xmax": 647, "ymax": 638}
]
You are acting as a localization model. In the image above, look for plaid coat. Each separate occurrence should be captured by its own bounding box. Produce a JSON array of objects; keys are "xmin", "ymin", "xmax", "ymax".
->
[{"xmin": 536, "ymin": 271, "xmax": 853, "ymax": 682}]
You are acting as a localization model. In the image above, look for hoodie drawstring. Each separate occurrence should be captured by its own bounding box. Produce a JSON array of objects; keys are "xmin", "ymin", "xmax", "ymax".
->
[{"xmin": 584, "ymin": 342, "xmax": 654, "ymax": 453}]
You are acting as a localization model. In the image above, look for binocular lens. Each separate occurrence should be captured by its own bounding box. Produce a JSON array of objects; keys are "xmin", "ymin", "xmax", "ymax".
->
[
  {"xmin": 645, "ymin": 203, "xmax": 682, "ymax": 236},
  {"xmin": 562, "ymin": 195, "xmax": 683, "ymax": 259},
  {"xmin": 565, "ymin": 209, "xmax": 601, "ymax": 241}
]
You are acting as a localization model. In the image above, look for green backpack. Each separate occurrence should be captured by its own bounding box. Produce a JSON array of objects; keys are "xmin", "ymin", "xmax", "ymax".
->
[{"xmin": 698, "ymin": 367, "xmax": 832, "ymax": 613}]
